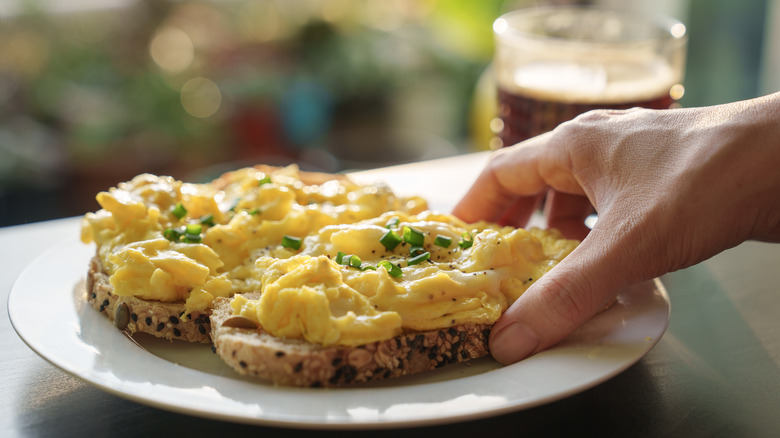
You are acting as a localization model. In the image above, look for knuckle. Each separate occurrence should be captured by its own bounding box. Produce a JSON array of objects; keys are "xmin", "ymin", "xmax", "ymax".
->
[
  {"xmin": 572, "ymin": 108, "xmax": 613, "ymax": 123},
  {"xmin": 563, "ymin": 107, "xmax": 649, "ymax": 131}
]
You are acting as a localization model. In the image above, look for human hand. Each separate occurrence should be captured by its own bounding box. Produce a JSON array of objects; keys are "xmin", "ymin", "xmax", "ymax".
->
[{"xmin": 453, "ymin": 93, "xmax": 780, "ymax": 364}]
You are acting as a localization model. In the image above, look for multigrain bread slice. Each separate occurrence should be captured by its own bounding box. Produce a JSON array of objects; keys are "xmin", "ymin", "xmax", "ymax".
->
[
  {"xmin": 81, "ymin": 163, "xmax": 580, "ymax": 387},
  {"xmin": 210, "ymin": 293, "xmax": 492, "ymax": 387},
  {"xmin": 86, "ymin": 255, "xmax": 212, "ymax": 342},
  {"xmin": 82, "ymin": 166, "xmax": 423, "ymax": 344}
]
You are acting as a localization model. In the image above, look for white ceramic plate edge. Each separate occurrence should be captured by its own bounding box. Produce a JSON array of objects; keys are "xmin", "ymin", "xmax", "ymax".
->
[{"xmin": 8, "ymin": 237, "xmax": 670, "ymax": 429}]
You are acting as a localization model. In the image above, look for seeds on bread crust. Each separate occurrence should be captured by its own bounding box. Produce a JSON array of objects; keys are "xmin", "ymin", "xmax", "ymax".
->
[
  {"xmin": 114, "ymin": 303, "xmax": 130, "ymax": 330},
  {"xmin": 209, "ymin": 294, "xmax": 491, "ymax": 387},
  {"xmin": 221, "ymin": 315, "xmax": 260, "ymax": 329},
  {"xmin": 86, "ymin": 255, "xmax": 212, "ymax": 343}
]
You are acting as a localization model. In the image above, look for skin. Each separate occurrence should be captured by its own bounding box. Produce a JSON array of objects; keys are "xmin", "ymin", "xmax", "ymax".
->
[{"xmin": 453, "ymin": 92, "xmax": 780, "ymax": 365}]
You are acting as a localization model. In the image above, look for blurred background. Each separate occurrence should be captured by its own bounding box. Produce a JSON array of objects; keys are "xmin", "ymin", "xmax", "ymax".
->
[{"xmin": 0, "ymin": 0, "xmax": 776, "ymax": 226}]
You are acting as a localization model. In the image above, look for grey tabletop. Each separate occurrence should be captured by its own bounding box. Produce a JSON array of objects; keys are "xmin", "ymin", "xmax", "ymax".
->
[{"xmin": 3, "ymin": 154, "xmax": 779, "ymax": 437}]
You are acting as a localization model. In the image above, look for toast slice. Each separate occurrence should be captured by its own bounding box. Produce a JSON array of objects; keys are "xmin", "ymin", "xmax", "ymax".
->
[
  {"xmin": 81, "ymin": 163, "xmax": 580, "ymax": 387},
  {"xmin": 82, "ymin": 165, "xmax": 427, "ymax": 343},
  {"xmin": 210, "ymin": 293, "xmax": 492, "ymax": 387},
  {"xmin": 87, "ymin": 255, "xmax": 212, "ymax": 342}
]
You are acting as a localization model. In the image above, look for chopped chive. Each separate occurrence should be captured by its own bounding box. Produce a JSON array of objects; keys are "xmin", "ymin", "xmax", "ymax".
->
[
  {"xmin": 335, "ymin": 252, "xmax": 363, "ymax": 268},
  {"xmin": 459, "ymin": 232, "xmax": 473, "ymax": 249},
  {"xmin": 434, "ymin": 235, "xmax": 452, "ymax": 248},
  {"xmin": 378, "ymin": 260, "xmax": 403, "ymax": 278},
  {"xmin": 360, "ymin": 264, "xmax": 377, "ymax": 271},
  {"xmin": 257, "ymin": 175, "xmax": 272, "ymax": 186},
  {"xmin": 385, "ymin": 217, "xmax": 400, "ymax": 228},
  {"xmin": 183, "ymin": 233, "xmax": 202, "ymax": 244},
  {"xmin": 247, "ymin": 208, "xmax": 260, "ymax": 215},
  {"xmin": 409, "ymin": 245, "xmax": 426, "ymax": 257},
  {"xmin": 199, "ymin": 214, "xmax": 215, "ymax": 226},
  {"xmin": 171, "ymin": 203, "xmax": 187, "ymax": 219},
  {"xmin": 407, "ymin": 251, "xmax": 430, "ymax": 266},
  {"xmin": 338, "ymin": 254, "xmax": 354, "ymax": 266},
  {"xmin": 348, "ymin": 254, "xmax": 362, "ymax": 268},
  {"xmin": 165, "ymin": 224, "xmax": 203, "ymax": 244},
  {"xmin": 163, "ymin": 227, "xmax": 184, "ymax": 242},
  {"xmin": 380, "ymin": 229, "xmax": 402, "ymax": 251},
  {"xmin": 402, "ymin": 226, "xmax": 424, "ymax": 246},
  {"xmin": 281, "ymin": 235, "xmax": 301, "ymax": 250}
]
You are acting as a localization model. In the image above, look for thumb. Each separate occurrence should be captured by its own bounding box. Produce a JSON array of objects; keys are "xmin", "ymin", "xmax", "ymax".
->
[{"xmin": 489, "ymin": 238, "xmax": 626, "ymax": 364}]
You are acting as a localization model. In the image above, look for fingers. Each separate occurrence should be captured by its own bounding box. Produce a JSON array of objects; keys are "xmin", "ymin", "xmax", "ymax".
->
[
  {"xmin": 451, "ymin": 165, "xmax": 532, "ymax": 224},
  {"xmin": 492, "ymin": 190, "xmax": 594, "ymax": 234},
  {"xmin": 487, "ymin": 183, "xmax": 596, "ymax": 364},
  {"xmin": 545, "ymin": 191, "xmax": 594, "ymax": 241},
  {"xmin": 453, "ymin": 121, "xmax": 614, "ymax": 364},
  {"xmin": 488, "ymin": 237, "xmax": 624, "ymax": 364},
  {"xmin": 453, "ymin": 132, "xmax": 566, "ymax": 224},
  {"xmin": 496, "ymin": 194, "xmax": 543, "ymax": 228}
]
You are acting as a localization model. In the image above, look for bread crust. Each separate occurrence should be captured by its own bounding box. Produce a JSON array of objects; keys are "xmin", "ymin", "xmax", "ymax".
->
[
  {"xmin": 209, "ymin": 294, "xmax": 492, "ymax": 387},
  {"xmin": 86, "ymin": 255, "xmax": 212, "ymax": 343}
]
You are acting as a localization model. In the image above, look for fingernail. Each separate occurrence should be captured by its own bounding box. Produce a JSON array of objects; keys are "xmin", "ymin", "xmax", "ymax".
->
[{"xmin": 490, "ymin": 321, "xmax": 540, "ymax": 364}]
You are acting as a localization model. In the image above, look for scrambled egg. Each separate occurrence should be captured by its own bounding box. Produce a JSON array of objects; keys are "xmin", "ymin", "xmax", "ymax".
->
[
  {"xmin": 81, "ymin": 164, "xmax": 577, "ymax": 346},
  {"xmin": 81, "ymin": 165, "xmax": 426, "ymax": 316},
  {"xmin": 231, "ymin": 211, "xmax": 577, "ymax": 346}
]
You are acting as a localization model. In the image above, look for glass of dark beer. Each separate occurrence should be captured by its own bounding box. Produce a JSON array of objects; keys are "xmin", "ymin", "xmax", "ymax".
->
[{"xmin": 493, "ymin": 6, "xmax": 688, "ymax": 147}]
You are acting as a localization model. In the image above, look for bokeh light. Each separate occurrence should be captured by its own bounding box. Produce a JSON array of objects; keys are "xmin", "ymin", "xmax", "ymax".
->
[
  {"xmin": 180, "ymin": 77, "xmax": 221, "ymax": 118},
  {"xmin": 670, "ymin": 83, "xmax": 686, "ymax": 100},
  {"xmin": 671, "ymin": 22, "xmax": 687, "ymax": 39},
  {"xmin": 150, "ymin": 26, "xmax": 195, "ymax": 74}
]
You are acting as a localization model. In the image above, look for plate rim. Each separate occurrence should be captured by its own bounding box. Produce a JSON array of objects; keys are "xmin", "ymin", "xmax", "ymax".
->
[{"xmin": 8, "ymin": 236, "xmax": 670, "ymax": 429}]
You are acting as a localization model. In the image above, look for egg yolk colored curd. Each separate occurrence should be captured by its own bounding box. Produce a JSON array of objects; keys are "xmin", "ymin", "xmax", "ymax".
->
[{"xmin": 81, "ymin": 165, "xmax": 577, "ymax": 347}]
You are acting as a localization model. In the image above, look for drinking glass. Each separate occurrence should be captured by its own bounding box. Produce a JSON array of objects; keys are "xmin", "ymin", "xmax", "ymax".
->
[{"xmin": 493, "ymin": 6, "xmax": 687, "ymax": 147}]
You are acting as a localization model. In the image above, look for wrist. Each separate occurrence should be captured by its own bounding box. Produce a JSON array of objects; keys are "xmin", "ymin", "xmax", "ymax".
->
[{"xmin": 713, "ymin": 93, "xmax": 780, "ymax": 241}]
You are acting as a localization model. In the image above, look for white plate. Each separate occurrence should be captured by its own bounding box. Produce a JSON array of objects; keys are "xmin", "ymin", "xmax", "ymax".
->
[{"xmin": 9, "ymin": 237, "xmax": 670, "ymax": 429}]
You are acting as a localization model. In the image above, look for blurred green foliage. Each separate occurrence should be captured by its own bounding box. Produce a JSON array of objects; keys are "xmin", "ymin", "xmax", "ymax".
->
[
  {"xmin": 0, "ymin": 0, "xmax": 770, "ymax": 225},
  {"xmin": 0, "ymin": 0, "xmax": 517, "ymax": 224}
]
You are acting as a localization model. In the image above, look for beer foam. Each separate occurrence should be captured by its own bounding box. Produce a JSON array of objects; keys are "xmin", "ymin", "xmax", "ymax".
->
[{"xmin": 499, "ymin": 58, "xmax": 678, "ymax": 104}]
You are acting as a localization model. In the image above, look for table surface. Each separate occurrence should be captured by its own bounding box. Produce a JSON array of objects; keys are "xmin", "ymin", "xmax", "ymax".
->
[{"xmin": 3, "ymin": 152, "xmax": 779, "ymax": 437}]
